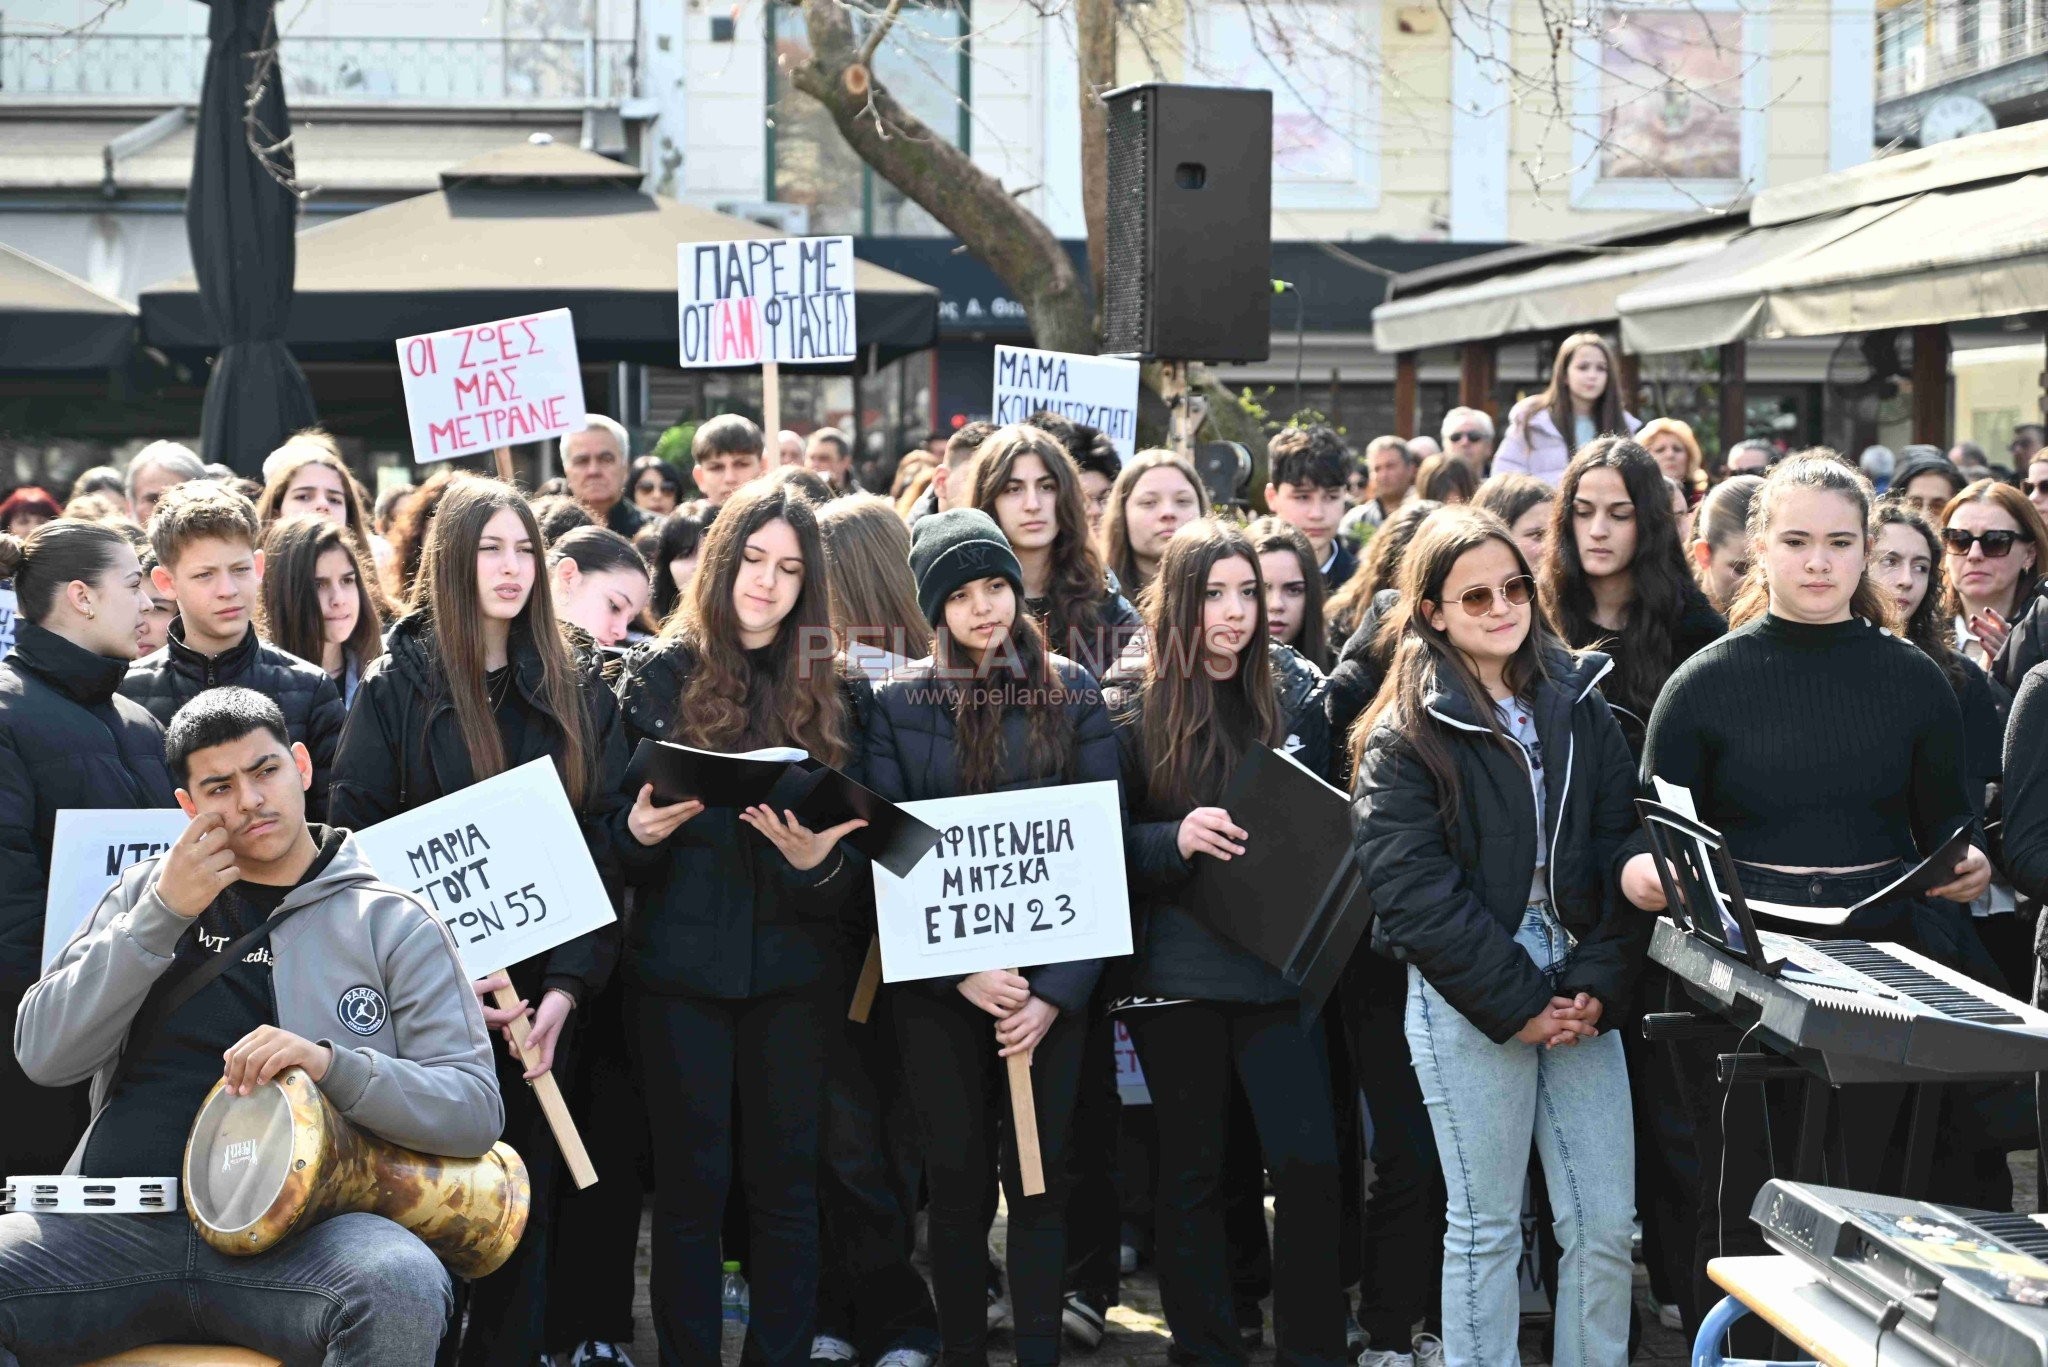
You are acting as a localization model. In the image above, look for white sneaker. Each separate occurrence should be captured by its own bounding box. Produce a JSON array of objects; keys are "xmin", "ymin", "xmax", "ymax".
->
[
  {"xmin": 1355, "ymin": 1350, "xmax": 1412, "ymax": 1367},
  {"xmin": 875, "ymin": 1350, "xmax": 933, "ymax": 1367},
  {"xmin": 1410, "ymin": 1334, "xmax": 1445, "ymax": 1367},
  {"xmin": 810, "ymin": 1336, "xmax": 858, "ymax": 1366},
  {"xmin": 571, "ymin": 1343, "xmax": 639, "ymax": 1367},
  {"xmin": 1657, "ymin": 1302, "xmax": 1683, "ymax": 1331}
]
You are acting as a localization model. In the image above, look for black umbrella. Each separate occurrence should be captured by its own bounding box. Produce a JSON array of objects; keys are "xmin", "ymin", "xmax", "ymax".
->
[{"xmin": 187, "ymin": 0, "xmax": 317, "ymax": 474}]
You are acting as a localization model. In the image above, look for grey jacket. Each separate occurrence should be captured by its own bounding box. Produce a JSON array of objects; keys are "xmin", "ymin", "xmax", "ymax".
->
[{"xmin": 17, "ymin": 831, "xmax": 503, "ymax": 1170}]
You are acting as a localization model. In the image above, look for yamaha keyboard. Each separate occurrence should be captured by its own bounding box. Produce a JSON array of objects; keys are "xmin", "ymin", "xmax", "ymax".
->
[
  {"xmin": 1754, "ymin": 1179, "xmax": 2048, "ymax": 1367},
  {"xmin": 1651, "ymin": 917, "xmax": 2048, "ymax": 1084}
]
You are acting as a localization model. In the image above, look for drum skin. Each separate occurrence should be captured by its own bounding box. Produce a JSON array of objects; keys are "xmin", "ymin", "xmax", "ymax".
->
[{"xmin": 183, "ymin": 1067, "xmax": 529, "ymax": 1279}]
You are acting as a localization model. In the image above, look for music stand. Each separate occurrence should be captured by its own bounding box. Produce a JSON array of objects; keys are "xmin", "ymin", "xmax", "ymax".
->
[{"xmin": 1633, "ymin": 799, "xmax": 1781, "ymax": 978}]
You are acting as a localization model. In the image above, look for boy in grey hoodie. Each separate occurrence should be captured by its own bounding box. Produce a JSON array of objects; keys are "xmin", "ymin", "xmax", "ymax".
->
[{"xmin": 0, "ymin": 688, "xmax": 502, "ymax": 1367}]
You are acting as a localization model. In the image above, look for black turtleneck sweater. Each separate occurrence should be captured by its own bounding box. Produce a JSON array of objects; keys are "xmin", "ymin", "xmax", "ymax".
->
[{"xmin": 1641, "ymin": 614, "xmax": 1973, "ymax": 868}]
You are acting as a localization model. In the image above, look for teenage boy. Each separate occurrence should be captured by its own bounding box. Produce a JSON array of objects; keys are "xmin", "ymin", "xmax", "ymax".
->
[
  {"xmin": 909, "ymin": 421, "xmax": 996, "ymax": 527},
  {"xmin": 121, "ymin": 480, "xmax": 344, "ymax": 817},
  {"xmin": 1, "ymin": 688, "xmax": 501, "ymax": 1366},
  {"xmin": 687, "ymin": 414, "xmax": 768, "ymax": 516},
  {"xmin": 1265, "ymin": 425, "xmax": 1357, "ymax": 590},
  {"xmin": 805, "ymin": 427, "xmax": 860, "ymax": 495}
]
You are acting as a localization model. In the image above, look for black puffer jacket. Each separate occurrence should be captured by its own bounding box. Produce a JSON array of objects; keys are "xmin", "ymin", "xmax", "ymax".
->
[
  {"xmin": 120, "ymin": 620, "xmax": 344, "ymax": 820},
  {"xmin": 863, "ymin": 653, "xmax": 1123, "ymax": 1012},
  {"xmin": 1109, "ymin": 643, "xmax": 1331, "ymax": 1004},
  {"xmin": 1325, "ymin": 588, "xmax": 1402, "ymax": 772},
  {"xmin": 615, "ymin": 639, "xmax": 873, "ymax": 1000},
  {"xmin": 1351, "ymin": 647, "xmax": 1644, "ymax": 1043},
  {"xmin": 1029, "ymin": 588, "xmax": 1143, "ymax": 684},
  {"xmin": 1993, "ymin": 584, "xmax": 2048, "ymax": 693},
  {"xmin": 0, "ymin": 624, "xmax": 178, "ymax": 982},
  {"xmin": 327, "ymin": 613, "xmax": 628, "ymax": 1005}
]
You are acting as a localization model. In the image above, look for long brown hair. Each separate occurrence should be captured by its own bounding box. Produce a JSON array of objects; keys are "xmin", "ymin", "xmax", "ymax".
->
[
  {"xmin": 935, "ymin": 592, "xmax": 1076, "ymax": 795},
  {"xmin": 1725, "ymin": 453, "xmax": 1893, "ymax": 630},
  {"xmin": 1102, "ymin": 449, "xmax": 1209, "ymax": 596},
  {"xmin": 970, "ymin": 425, "xmax": 1107, "ymax": 664},
  {"xmin": 1939, "ymin": 477, "xmax": 2048, "ymax": 621},
  {"xmin": 416, "ymin": 480, "xmax": 591, "ymax": 805},
  {"xmin": 386, "ymin": 470, "xmax": 474, "ymax": 607},
  {"xmin": 1536, "ymin": 331, "xmax": 1627, "ymax": 443},
  {"xmin": 258, "ymin": 515, "xmax": 388, "ymax": 677},
  {"xmin": 1352, "ymin": 508, "xmax": 1554, "ymax": 825},
  {"xmin": 817, "ymin": 494, "xmax": 933, "ymax": 660},
  {"xmin": 1873, "ymin": 503, "xmax": 1967, "ymax": 692},
  {"xmin": 663, "ymin": 480, "xmax": 850, "ymax": 767},
  {"xmin": 257, "ymin": 438, "xmax": 374, "ymax": 553},
  {"xmin": 1245, "ymin": 516, "xmax": 1330, "ymax": 671},
  {"xmin": 1326, "ymin": 498, "xmax": 1443, "ymax": 644},
  {"xmin": 1133, "ymin": 519, "xmax": 1283, "ymax": 811}
]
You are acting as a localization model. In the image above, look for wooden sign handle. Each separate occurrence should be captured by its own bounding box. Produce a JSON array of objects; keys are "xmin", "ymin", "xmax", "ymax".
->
[
  {"xmin": 762, "ymin": 362, "xmax": 782, "ymax": 439},
  {"xmin": 848, "ymin": 936, "xmax": 882, "ymax": 1023},
  {"xmin": 491, "ymin": 985, "xmax": 598, "ymax": 1189},
  {"xmin": 1004, "ymin": 968, "xmax": 1045, "ymax": 1196},
  {"xmin": 492, "ymin": 446, "xmax": 515, "ymax": 483}
]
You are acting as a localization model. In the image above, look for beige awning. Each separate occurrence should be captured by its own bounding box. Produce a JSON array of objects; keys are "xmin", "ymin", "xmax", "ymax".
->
[
  {"xmin": 1370, "ymin": 229, "xmax": 1740, "ymax": 353},
  {"xmin": 1620, "ymin": 156, "xmax": 2048, "ymax": 352}
]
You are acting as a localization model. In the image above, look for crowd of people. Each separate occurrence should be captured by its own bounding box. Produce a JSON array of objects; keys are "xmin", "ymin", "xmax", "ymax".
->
[{"xmin": 0, "ymin": 327, "xmax": 2045, "ymax": 1367}]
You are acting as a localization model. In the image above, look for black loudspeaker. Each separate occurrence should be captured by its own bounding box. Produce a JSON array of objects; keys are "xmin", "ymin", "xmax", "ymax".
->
[{"xmin": 1102, "ymin": 83, "xmax": 1272, "ymax": 364}]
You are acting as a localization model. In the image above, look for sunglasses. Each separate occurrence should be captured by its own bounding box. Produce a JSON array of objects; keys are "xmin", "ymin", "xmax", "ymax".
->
[
  {"xmin": 1446, "ymin": 430, "xmax": 1489, "ymax": 443},
  {"xmin": 636, "ymin": 480, "xmax": 671, "ymax": 494},
  {"xmin": 2025, "ymin": 480, "xmax": 2048, "ymax": 497},
  {"xmin": 1942, "ymin": 527, "xmax": 2033, "ymax": 558},
  {"xmin": 1446, "ymin": 575, "xmax": 1534, "ymax": 616}
]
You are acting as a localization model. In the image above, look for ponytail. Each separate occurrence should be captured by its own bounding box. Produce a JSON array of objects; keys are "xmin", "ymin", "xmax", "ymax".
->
[{"xmin": 0, "ymin": 519, "xmax": 130, "ymax": 623}]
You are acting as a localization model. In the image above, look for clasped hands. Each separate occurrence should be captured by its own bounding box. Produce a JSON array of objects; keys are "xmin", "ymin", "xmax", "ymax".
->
[
  {"xmin": 1517, "ymin": 992, "xmax": 1603, "ymax": 1049},
  {"xmin": 958, "ymin": 969, "xmax": 1059, "ymax": 1058}
]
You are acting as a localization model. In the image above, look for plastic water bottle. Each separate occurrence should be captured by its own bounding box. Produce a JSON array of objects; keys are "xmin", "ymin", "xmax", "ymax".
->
[{"xmin": 720, "ymin": 1260, "xmax": 750, "ymax": 1362}]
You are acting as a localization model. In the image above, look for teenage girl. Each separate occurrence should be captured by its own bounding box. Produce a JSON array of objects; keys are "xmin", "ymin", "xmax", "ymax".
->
[
  {"xmin": 1102, "ymin": 451, "xmax": 1210, "ymax": 598},
  {"xmin": 1493, "ymin": 333, "xmax": 1640, "ymax": 485},
  {"xmin": 546, "ymin": 526, "xmax": 652, "ymax": 648},
  {"xmin": 1687, "ymin": 476, "xmax": 1762, "ymax": 613},
  {"xmin": 257, "ymin": 516, "xmax": 387, "ymax": 710},
  {"xmin": 1246, "ymin": 517, "xmax": 1331, "ymax": 673}
]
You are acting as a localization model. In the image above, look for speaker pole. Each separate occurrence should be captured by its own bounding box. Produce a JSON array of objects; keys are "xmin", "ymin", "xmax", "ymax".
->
[{"xmin": 1163, "ymin": 359, "xmax": 1199, "ymax": 460}]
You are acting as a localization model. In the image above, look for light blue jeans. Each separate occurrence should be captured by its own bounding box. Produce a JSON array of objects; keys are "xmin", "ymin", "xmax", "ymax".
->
[{"xmin": 1404, "ymin": 902, "xmax": 1636, "ymax": 1367}]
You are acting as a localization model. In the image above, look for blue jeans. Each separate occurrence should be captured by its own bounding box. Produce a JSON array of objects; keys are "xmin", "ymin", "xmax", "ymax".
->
[
  {"xmin": 1405, "ymin": 903, "xmax": 1635, "ymax": 1367},
  {"xmin": 0, "ymin": 1210, "xmax": 450, "ymax": 1366}
]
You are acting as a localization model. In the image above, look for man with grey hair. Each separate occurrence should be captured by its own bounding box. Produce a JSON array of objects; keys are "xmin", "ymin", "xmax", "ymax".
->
[
  {"xmin": 125, "ymin": 441, "xmax": 206, "ymax": 524},
  {"xmin": 805, "ymin": 427, "xmax": 859, "ymax": 495},
  {"xmin": 559, "ymin": 414, "xmax": 645, "ymax": 536},
  {"xmin": 777, "ymin": 429, "xmax": 806, "ymax": 468},
  {"xmin": 1440, "ymin": 406, "xmax": 1496, "ymax": 476}
]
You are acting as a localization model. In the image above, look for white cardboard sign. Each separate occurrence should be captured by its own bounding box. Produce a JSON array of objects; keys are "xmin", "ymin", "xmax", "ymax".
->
[
  {"xmin": 396, "ymin": 308, "xmax": 586, "ymax": 464},
  {"xmin": 873, "ymin": 780, "xmax": 1131, "ymax": 983},
  {"xmin": 0, "ymin": 585, "xmax": 16, "ymax": 658},
  {"xmin": 351, "ymin": 759, "xmax": 615, "ymax": 980},
  {"xmin": 677, "ymin": 236, "xmax": 857, "ymax": 367},
  {"xmin": 992, "ymin": 346, "xmax": 1141, "ymax": 461},
  {"xmin": 43, "ymin": 808, "xmax": 191, "ymax": 971}
]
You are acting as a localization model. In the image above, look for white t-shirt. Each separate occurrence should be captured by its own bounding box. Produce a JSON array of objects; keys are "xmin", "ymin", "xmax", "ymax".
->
[{"xmin": 1495, "ymin": 696, "xmax": 1549, "ymax": 903}]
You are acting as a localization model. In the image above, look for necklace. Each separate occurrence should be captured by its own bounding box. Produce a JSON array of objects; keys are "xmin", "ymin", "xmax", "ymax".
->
[{"xmin": 486, "ymin": 666, "xmax": 514, "ymax": 712}]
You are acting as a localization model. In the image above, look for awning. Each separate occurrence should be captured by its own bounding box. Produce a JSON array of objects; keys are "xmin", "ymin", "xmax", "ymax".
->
[
  {"xmin": 1371, "ymin": 228, "xmax": 1740, "ymax": 354},
  {"xmin": 0, "ymin": 241, "xmax": 138, "ymax": 370},
  {"xmin": 1619, "ymin": 174, "xmax": 2048, "ymax": 352},
  {"xmin": 136, "ymin": 141, "xmax": 940, "ymax": 367}
]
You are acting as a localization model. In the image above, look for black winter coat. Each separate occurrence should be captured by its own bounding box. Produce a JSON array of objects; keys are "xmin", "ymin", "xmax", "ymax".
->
[
  {"xmin": 2001, "ymin": 660, "xmax": 2048, "ymax": 909},
  {"xmin": 1027, "ymin": 588, "xmax": 1143, "ymax": 684},
  {"xmin": 1325, "ymin": 587, "xmax": 1402, "ymax": 773},
  {"xmin": 863, "ymin": 653, "xmax": 1122, "ymax": 1013},
  {"xmin": 120, "ymin": 620, "xmax": 345, "ymax": 820},
  {"xmin": 1351, "ymin": 648, "xmax": 1645, "ymax": 1043},
  {"xmin": 327, "ymin": 613, "xmax": 627, "ymax": 1005},
  {"xmin": 1109, "ymin": 644, "xmax": 1332, "ymax": 1004},
  {"xmin": 614, "ymin": 639, "xmax": 872, "ymax": 1000},
  {"xmin": 0, "ymin": 624, "xmax": 178, "ymax": 982}
]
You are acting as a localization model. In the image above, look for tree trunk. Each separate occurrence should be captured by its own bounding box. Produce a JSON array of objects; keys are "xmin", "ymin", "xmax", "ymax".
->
[
  {"xmin": 1077, "ymin": 0, "xmax": 1115, "ymax": 317},
  {"xmin": 791, "ymin": 0, "xmax": 1095, "ymax": 354}
]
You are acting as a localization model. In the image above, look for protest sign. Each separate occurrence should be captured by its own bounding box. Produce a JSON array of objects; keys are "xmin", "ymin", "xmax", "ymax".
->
[
  {"xmin": 677, "ymin": 236, "xmax": 857, "ymax": 367},
  {"xmin": 351, "ymin": 757, "xmax": 612, "ymax": 1186},
  {"xmin": 0, "ymin": 585, "xmax": 15, "ymax": 658},
  {"xmin": 396, "ymin": 308, "xmax": 586, "ymax": 465},
  {"xmin": 991, "ymin": 346, "xmax": 1141, "ymax": 461},
  {"xmin": 43, "ymin": 809, "xmax": 191, "ymax": 971},
  {"xmin": 872, "ymin": 780, "xmax": 1131, "ymax": 984}
]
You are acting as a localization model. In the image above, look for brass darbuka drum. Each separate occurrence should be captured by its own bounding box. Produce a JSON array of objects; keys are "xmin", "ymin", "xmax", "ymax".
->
[{"xmin": 183, "ymin": 1066, "xmax": 529, "ymax": 1279}]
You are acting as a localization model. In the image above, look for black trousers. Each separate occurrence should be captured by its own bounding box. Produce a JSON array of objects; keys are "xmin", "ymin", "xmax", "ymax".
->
[
  {"xmin": 459, "ymin": 1014, "xmax": 579, "ymax": 1367},
  {"xmin": 1125, "ymin": 1002, "xmax": 1346, "ymax": 1367},
  {"xmin": 0, "ymin": 977, "xmax": 87, "ymax": 1177},
  {"xmin": 893, "ymin": 986, "xmax": 1087, "ymax": 1367},
  {"xmin": 637, "ymin": 986, "xmax": 833, "ymax": 1367},
  {"xmin": 1340, "ymin": 952, "xmax": 1442, "ymax": 1349},
  {"xmin": 1063, "ymin": 1007, "xmax": 1123, "ymax": 1311},
  {"xmin": 818, "ymin": 989, "xmax": 939, "ymax": 1359},
  {"xmin": 1622, "ymin": 969, "xmax": 1699, "ymax": 1318},
  {"xmin": 546, "ymin": 980, "xmax": 650, "ymax": 1350}
]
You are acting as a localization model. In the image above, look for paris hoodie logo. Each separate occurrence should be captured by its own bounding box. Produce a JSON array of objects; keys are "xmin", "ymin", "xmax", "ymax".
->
[{"xmin": 337, "ymin": 985, "xmax": 388, "ymax": 1037}]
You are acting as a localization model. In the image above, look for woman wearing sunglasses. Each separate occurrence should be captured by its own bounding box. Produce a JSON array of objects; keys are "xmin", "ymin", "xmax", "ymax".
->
[
  {"xmin": 1351, "ymin": 506, "xmax": 1643, "ymax": 1367},
  {"xmin": 630, "ymin": 456, "xmax": 687, "ymax": 517},
  {"xmin": 1937, "ymin": 479, "xmax": 2048, "ymax": 670}
]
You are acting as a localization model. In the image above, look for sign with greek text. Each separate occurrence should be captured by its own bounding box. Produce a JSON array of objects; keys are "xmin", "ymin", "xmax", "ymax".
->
[
  {"xmin": 43, "ymin": 808, "xmax": 191, "ymax": 971},
  {"xmin": 677, "ymin": 236, "xmax": 857, "ymax": 367},
  {"xmin": 351, "ymin": 759, "xmax": 615, "ymax": 980},
  {"xmin": 992, "ymin": 346, "xmax": 1140, "ymax": 461},
  {"xmin": 396, "ymin": 308, "xmax": 587, "ymax": 464},
  {"xmin": 0, "ymin": 586, "xmax": 15, "ymax": 658},
  {"xmin": 872, "ymin": 780, "xmax": 1130, "ymax": 983}
]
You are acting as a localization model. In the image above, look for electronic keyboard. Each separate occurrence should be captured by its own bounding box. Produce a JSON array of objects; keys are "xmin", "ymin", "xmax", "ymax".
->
[
  {"xmin": 1652, "ymin": 918, "xmax": 2048, "ymax": 1084},
  {"xmin": 1754, "ymin": 1178, "xmax": 2048, "ymax": 1367}
]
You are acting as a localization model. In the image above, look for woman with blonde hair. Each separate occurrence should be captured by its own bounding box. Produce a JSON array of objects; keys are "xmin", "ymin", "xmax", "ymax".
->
[{"xmin": 1636, "ymin": 418, "xmax": 1706, "ymax": 501}]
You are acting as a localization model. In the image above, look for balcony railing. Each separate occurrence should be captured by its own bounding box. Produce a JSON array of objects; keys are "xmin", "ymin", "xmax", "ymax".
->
[
  {"xmin": 1878, "ymin": 14, "xmax": 2048, "ymax": 100},
  {"xmin": 0, "ymin": 31, "xmax": 636, "ymax": 104}
]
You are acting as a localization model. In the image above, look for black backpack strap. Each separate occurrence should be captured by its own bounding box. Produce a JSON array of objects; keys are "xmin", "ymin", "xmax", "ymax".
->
[{"xmin": 109, "ymin": 901, "xmax": 313, "ymax": 1095}]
